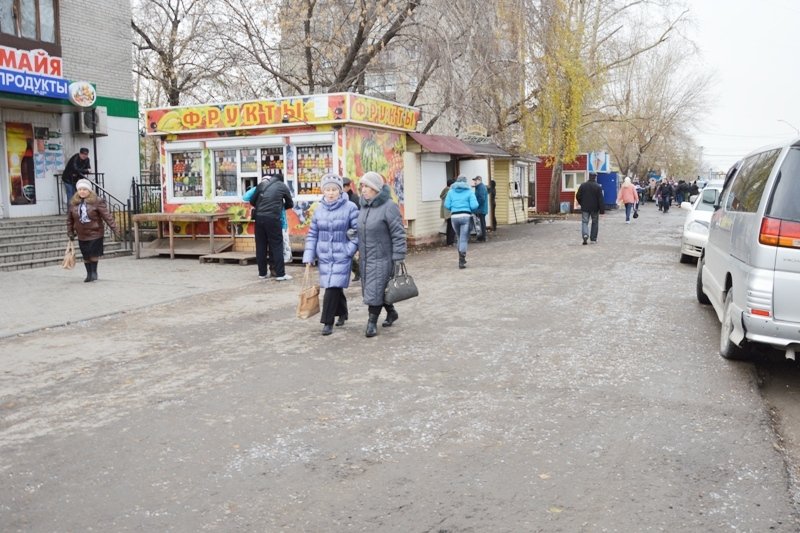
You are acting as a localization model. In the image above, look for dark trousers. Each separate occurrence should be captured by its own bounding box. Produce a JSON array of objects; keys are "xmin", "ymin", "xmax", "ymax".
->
[
  {"xmin": 368, "ymin": 304, "xmax": 395, "ymax": 317},
  {"xmin": 445, "ymin": 217, "xmax": 455, "ymax": 245},
  {"xmin": 255, "ymin": 216, "xmax": 286, "ymax": 277},
  {"xmin": 321, "ymin": 287, "xmax": 348, "ymax": 325},
  {"xmin": 476, "ymin": 213, "xmax": 487, "ymax": 240}
]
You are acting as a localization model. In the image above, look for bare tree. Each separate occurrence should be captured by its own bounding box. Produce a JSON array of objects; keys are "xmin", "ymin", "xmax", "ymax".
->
[{"xmin": 131, "ymin": 0, "xmax": 232, "ymax": 106}]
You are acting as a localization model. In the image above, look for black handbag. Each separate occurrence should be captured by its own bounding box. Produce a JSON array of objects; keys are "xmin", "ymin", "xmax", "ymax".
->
[
  {"xmin": 384, "ymin": 261, "xmax": 419, "ymax": 304},
  {"xmin": 633, "ymin": 209, "xmax": 639, "ymax": 219}
]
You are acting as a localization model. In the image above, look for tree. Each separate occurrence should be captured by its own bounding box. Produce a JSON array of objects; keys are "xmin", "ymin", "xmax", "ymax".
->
[{"xmin": 131, "ymin": 0, "xmax": 231, "ymax": 106}]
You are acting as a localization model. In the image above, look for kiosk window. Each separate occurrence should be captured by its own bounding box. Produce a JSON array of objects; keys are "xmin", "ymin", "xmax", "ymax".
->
[
  {"xmin": 171, "ymin": 150, "xmax": 203, "ymax": 198},
  {"xmin": 213, "ymin": 149, "xmax": 238, "ymax": 197}
]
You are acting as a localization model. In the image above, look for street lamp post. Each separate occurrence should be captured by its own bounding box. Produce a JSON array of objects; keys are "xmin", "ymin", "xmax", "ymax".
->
[{"xmin": 777, "ymin": 119, "xmax": 800, "ymax": 136}]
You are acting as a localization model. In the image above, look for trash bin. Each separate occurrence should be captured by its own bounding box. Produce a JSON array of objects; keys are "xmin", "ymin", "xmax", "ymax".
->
[{"xmin": 560, "ymin": 201, "xmax": 571, "ymax": 214}]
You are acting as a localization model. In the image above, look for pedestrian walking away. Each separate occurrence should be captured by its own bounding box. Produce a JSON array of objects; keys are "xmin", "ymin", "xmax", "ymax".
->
[
  {"xmin": 472, "ymin": 175, "xmax": 489, "ymax": 241},
  {"xmin": 439, "ymin": 177, "xmax": 455, "ymax": 246},
  {"xmin": 576, "ymin": 173, "xmax": 604, "ymax": 244},
  {"xmin": 356, "ymin": 171, "xmax": 407, "ymax": 338},
  {"xmin": 61, "ymin": 147, "xmax": 91, "ymax": 207},
  {"xmin": 302, "ymin": 173, "xmax": 359, "ymax": 336},
  {"xmin": 444, "ymin": 175, "xmax": 479, "ymax": 268},
  {"xmin": 65, "ymin": 178, "xmax": 119, "ymax": 282},
  {"xmin": 617, "ymin": 176, "xmax": 640, "ymax": 223},
  {"xmin": 251, "ymin": 172, "xmax": 294, "ymax": 280}
]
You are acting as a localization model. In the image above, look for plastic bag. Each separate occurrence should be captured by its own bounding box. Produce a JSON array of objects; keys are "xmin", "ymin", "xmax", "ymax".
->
[{"xmin": 61, "ymin": 239, "xmax": 76, "ymax": 270}]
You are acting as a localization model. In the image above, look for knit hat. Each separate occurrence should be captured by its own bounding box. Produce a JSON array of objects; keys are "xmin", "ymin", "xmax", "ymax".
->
[
  {"xmin": 79, "ymin": 147, "xmax": 89, "ymax": 155},
  {"xmin": 76, "ymin": 178, "xmax": 92, "ymax": 190},
  {"xmin": 456, "ymin": 175, "xmax": 468, "ymax": 183},
  {"xmin": 321, "ymin": 173, "xmax": 343, "ymax": 191},
  {"xmin": 359, "ymin": 171, "xmax": 384, "ymax": 192}
]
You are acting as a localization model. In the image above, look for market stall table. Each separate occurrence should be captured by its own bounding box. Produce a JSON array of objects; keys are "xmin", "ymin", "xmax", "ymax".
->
[{"xmin": 132, "ymin": 213, "xmax": 234, "ymax": 259}]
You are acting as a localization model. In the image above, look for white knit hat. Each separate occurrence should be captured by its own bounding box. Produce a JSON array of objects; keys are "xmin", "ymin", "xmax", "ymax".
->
[
  {"xmin": 321, "ymin": 173, "xmax": 343, "ymax": 191},
  {"xmin": 76, "ymin": 178, "xmax": 92, "ymax": 190},
  {"xmin": 359, "ymin": 171, "xmax": 384, "ymax": 193}
]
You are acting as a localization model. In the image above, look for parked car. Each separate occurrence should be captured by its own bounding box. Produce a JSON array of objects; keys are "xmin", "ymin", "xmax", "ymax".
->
[
  {"xmin": 679, "ymin": 183, "xmax": 723, "ymax": 263},
  {"xmin": 697, "ymin": 140, "xmax": 800, "ymax": 360}
]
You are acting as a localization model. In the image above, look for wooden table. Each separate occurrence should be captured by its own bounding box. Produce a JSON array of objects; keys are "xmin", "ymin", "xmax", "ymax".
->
[{"xmin": 132, "ymin": 213, "xmax": 233, "ymax": 259}]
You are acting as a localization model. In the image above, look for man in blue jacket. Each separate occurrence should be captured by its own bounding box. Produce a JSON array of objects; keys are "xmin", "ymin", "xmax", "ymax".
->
[{"xmin": 472, "ymin": 175, "xmax": 489, "ymax": 241}]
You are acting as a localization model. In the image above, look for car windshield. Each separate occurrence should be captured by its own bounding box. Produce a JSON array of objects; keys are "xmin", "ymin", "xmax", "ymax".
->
[
  {"xmin": 768, "ymin": 147, "xmax": 800, "ymax": 222},
  {"xmin": 695, "ymin": 188, "xmax": 719, "ymax": 212}
]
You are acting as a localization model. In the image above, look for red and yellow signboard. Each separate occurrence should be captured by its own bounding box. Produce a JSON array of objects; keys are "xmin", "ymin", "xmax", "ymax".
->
[{"xmin": 146, "ymin": 93, "xmax": 420, "ymax": 135}]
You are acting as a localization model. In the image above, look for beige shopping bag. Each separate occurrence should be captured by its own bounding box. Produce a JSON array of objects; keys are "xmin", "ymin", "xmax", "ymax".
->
[{"xmin": 296, "ymin": 264, "xmax": 320, "ymax": 319}]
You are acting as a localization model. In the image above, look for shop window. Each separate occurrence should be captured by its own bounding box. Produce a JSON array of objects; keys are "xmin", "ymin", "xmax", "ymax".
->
[
  {"xmin": 239, "ymin": 148, "xmax": 258, "ymax": 193},
  {"xmin": 512, "ymin": 165, "xmax": 526, "ymax": 198},
  {"xmin": 296, "ymin": 145, "xmax": 332, "ymax": 196},
  {"xmin": 562, "ymin": 171, "xmax": 586, "ymax": 192},
  {"xmin": 170, "ymin": 150, "xmax": 203, "ymax": 199},
  {"xmin": 213, "ymin": 149, "xmax": 237, "ymax": 197},
  {"xmin": 0, "ymin": 0, "xmax": 60, "ymax": 55}
]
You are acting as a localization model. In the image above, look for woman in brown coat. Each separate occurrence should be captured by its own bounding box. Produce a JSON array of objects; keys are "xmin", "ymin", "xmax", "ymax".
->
[{"xmin": 66, "ymin": 178, "xmax": 118, "ymax": 282}]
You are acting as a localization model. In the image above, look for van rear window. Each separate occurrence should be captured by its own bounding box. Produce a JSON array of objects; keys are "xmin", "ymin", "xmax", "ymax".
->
[{"xmin": 768, "ymin": 148, "xmax": 800, "ymax": 222}]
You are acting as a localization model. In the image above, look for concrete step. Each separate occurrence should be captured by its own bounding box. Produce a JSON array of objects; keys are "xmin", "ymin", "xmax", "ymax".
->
[
  {"xmin": 0, "ymin": 220, "xmax": 65, "ymax": 238},
  {"xmin": 0, "ymin": 245, "xmax": 130, "ymax": 271},
  {"xmin": 0, "ymin": 232, "xmax": 69, "ymax": 252}
]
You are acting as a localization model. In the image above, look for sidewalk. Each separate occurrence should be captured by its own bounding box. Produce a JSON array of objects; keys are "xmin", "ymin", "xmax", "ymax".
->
[{"xmin": 0, "ymin": 252, "xmax": 296, "ymax": 338}]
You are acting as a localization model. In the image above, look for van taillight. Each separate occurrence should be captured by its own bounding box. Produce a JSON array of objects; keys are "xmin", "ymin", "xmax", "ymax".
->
[{"xmin": 760, "ymin": 217, "xmax": 800, "ymax": 248}]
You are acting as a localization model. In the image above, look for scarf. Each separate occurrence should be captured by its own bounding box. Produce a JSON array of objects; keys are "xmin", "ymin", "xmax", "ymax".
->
[{"xmin": 79, "ymin": 200, "xmax": 91, "ymax": 224}]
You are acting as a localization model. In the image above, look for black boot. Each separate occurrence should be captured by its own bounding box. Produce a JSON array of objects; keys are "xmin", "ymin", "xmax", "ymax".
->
[
  {"xmin": 83, "ymin": 262, "xmax": 92, "ymax": 282},
  {"xmin": 458, "ymin": 252, "xmax": 466, "ymax": 269},
  {"xmin": 321, "ymin": 324, "xmax": 333, "ymax": 336},
  {"xmin": 90, "ymin": 261, "xmax": 98, "ymax": 281},
  {"xmin": 382, "ymin": 306, "xmax": 398, "ymax": 327},
  {"xmin": 365, "ymin": 313, "xmax": 379, "ymax": 338},
  {"xmin": 335, "ymin": 315, "xmax": 347, "ymax": 327}
]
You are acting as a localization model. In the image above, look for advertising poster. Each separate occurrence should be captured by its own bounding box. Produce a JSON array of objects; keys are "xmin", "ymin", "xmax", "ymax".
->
[{"xmin": 6, "ymin": 122, "xmax": 35, "ymax": 205}]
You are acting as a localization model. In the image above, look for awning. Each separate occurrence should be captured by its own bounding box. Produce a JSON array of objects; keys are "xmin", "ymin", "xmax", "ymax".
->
[
  {"xmin": 461, "ymin": 141, "xmax": 512, "ymax": 158},
  {"xmin": 408, "ymin": 132, "xmax": 475, "ymax": 156}
]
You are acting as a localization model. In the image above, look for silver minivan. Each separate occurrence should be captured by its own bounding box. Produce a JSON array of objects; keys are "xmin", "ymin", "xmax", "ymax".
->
[{"xmin": 697, "ymin": 139, "xmax": 800, "ymax": 360}]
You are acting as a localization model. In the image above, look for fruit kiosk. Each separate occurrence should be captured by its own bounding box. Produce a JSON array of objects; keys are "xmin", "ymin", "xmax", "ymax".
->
[{"xmin": 144, "ymin": 92, "xmax": 420, "ymax": 255}]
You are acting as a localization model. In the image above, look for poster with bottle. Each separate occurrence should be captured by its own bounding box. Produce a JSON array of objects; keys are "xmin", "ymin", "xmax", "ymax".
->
[{"xmin": 6, "ymin": 122, "xmax": 35, "ymax": 205}]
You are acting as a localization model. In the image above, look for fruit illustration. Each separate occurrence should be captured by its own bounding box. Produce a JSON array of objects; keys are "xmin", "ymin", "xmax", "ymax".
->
[{"xmin": 156, "ymin": 111, "xmax": 182, "ymax": 132}]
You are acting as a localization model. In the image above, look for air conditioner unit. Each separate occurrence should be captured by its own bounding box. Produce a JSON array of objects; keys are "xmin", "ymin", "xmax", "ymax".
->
[{"xmin": 75, "ymin": 107, "xmax": 108, "ymax": 136}]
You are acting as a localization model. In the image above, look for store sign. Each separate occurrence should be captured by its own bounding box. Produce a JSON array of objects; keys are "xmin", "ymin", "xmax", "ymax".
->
[
  {"xmin": 146, "ymin": 93, "xmax": 420, "ymax": 134},
  {"xmin": 349, "ymin": 95, "xmax": 419, "ymax": 132},
  {"xmin": 0, "ymin": 45, "xmax": 68, "ymax": 99}
]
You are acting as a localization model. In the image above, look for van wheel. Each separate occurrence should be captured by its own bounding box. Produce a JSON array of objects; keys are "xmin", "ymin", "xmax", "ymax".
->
[
  {"xmin": 720, "ymin": 290, "xmax": 749, "ymax": 360},
  {"xmin": 696, "ymin": 257, "xmax": 711, "ymax": 305}
]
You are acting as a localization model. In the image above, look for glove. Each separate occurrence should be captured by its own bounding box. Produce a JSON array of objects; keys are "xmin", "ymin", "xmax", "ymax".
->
[
  {"xmin": 68, "ymin": 232, "xmax": 75, "ymax": 241},
  {"xmin": 346, "ymin": 228, "xmax": 357, "ymax": 241}
]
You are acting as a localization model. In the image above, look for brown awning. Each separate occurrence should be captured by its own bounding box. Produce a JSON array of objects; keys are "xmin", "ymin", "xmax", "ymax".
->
[{"xmin": 408, "ymin": 132, "xmax": 476, "ymax": 156}]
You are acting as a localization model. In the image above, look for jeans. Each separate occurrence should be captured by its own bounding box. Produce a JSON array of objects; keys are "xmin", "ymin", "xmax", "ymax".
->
[
  {"xmin": 581, "ymin": 210, "xmax": 599, "ymax": 241},
  {"xmin": 63, "ymin": 182, "xmax": 76, "ymax": 204},
  {"xmin": 451, "ymin": 215, "xmax": 471, "ymax": 254},
  {"xmin": 624, "ymin": 203, "xmax": 634, "ymax": 221}
]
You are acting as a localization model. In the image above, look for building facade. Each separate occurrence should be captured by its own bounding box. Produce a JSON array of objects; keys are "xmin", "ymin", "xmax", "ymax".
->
[{"xmin": 0, "ymin": 0, "xmax": 139, "ymax": 219}]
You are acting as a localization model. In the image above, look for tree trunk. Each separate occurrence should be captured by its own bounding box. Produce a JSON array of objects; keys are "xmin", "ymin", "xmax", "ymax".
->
[{"xmin": 548, "ymin": 159, "xmax": 564, "ymax": 214}]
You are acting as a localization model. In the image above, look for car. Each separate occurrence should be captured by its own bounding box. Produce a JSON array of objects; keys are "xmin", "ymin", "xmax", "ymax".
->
[
  {"xmin": 679, "ymin": 183, "xmax": 723, "ymax": 263},
  {"xmin": 697, "ymin": 140, "xmax": 800, "ymax": 360}
]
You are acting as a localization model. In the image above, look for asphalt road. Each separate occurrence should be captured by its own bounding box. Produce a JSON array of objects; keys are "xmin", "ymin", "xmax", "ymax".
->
[{"xmin": 1, "ymin": 203, "xmax": 799, "ymax": 532}]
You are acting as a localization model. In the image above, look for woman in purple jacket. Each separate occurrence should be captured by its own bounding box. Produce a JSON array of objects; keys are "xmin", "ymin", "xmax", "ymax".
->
[{"xmin": 302, "ymin": 173, "xmax": 359, "ymax": 335}]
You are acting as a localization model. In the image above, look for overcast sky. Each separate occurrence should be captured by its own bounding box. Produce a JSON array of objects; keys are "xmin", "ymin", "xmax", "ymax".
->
[{"xmin": 688, "ymin": 0, "xmax": 800, "ymax": 175}]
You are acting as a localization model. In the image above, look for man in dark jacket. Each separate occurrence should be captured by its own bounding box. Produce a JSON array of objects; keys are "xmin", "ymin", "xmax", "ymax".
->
[
  {"xmin": 251, "ymin": 173, "xmax": 294, "ymax": 280},
  {"xmin": 62, "ymin": 147, "xmax": 91, "ymax": 203},
  {"xmin": 472, "ymin": 175, "xmax": 489, "ymax": 241},
  {"xmin": 576, "ymin": 173, "xmax": 605, "ymax": 245}
]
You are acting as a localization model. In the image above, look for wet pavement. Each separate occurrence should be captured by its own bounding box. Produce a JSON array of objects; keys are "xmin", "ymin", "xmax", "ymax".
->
[{"xmin": 1, "ymin": 203, "xmax": 798, "ymax": 531}]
